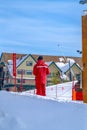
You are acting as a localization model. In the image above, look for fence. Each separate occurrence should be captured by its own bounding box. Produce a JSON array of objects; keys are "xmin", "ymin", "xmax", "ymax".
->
[
  {"xmin": 23, "ymin": 81, "xmax": 77, "ymax": 101},
  {"xmin": 1, "ymin": 76, "xmax": 80, "ymax": 101},
  {"xmin": 46, "ymin": 81, "xmax": 77, "ymax": 100}
]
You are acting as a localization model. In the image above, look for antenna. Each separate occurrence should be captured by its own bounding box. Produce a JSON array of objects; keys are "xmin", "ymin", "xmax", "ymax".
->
[{"xmin": 57, "ymin": 44, "xmax": 66, "ymax": 62}]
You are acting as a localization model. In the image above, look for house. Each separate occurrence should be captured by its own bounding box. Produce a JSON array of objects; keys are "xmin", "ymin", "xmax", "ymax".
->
[
  {"xmin": 56, "ymin": 58, "xmax": 82, "ymax": 81},
  {"xmin": 0, "ymin": 52, "xmax": 82, "ymax": 91},
  {"xmin": 46, "ymin": 61, "xmax": 62, "ymax": 85},
  {"xmin": 1, "ymin": 54, "xmax": 37, "ymax": 91}
]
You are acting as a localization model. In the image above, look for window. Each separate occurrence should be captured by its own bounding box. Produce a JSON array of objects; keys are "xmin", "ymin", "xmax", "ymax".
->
[
  {"xmin": 26, "ymin": 61, "xmax": 33, "ymax": 66},
  {"xmin": 17, "ymin": 79, "xmax": 25, "ymax": 83},
  {"xmin": 25, "ymin": 70, "xmax": 32, "ymax": 75},
  {"xmin": 17, "ymin": 70, "xmax": 25, "ymax": 75},
  {"xmin": 47, "ymin": 73, "xmax": 52, "ymax": 78},
  {"xmin": 76, "ymin": 74, "xmax": 80, "ymax": 80}
]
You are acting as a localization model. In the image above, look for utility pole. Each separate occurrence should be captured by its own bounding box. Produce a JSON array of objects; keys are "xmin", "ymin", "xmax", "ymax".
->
[
  {"xmin": 82, "ymin": 11, "xmax": 87, "ymax": 103},
  {"xmin": 79, "ymin": 0, "xmax": 87, "ymax": 103}
]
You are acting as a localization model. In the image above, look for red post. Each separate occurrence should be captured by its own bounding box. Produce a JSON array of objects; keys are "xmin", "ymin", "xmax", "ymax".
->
[
  {"xmin": 13, "ymin": 53, "xmax": 17, "ymax": 92},
  {"xmin": 14, "ymin": 76, "xmax": 17, "ymax": 92}
]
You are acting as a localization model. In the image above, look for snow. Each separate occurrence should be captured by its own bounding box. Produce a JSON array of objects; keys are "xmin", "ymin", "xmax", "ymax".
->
[
  {"xmin": 66, "ymin": 58, "xmax": 75, "ymax": 63},
  {"xmin": 0, "ymin": 81, "xmax": 87, "ymax": 130},
  {"xmin": 83, "ymin": 10, "xmax": 87, "ymax": 16},
  {"xmin": 56, "ymin": 62, "xmax": 65, "ymax": 68}
]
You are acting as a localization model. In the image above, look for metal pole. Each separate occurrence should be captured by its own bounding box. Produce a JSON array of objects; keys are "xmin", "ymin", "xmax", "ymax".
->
[{"xmin": 69, "ymin": 60, "xmax": 72, "ymax": 81}]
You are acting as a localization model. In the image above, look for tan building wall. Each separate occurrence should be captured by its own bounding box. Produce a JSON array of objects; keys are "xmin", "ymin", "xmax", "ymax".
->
[
  {"xmin": 66, "ymin": 64, "xmax": 81, "ymax": 80},
  {"xmin": 49, "ymin": 64, "xmax": 62, "ymax": 76},
  {"xmin": 17, "ymin": 56, "xmax": 36, "ymax": 79}
]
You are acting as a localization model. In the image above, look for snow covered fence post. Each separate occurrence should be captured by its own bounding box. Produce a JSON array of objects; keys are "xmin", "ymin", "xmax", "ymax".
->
[{"xmin": 56, "ymin": 85, "xmax": 57, "ymax": 98}]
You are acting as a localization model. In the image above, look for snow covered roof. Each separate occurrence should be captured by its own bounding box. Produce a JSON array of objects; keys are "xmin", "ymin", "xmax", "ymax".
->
[
  {"xmin": 1, "ymin": 52, "xmax": 82, "ymax": 68},
  {"xmin": 83, "ymin": 10, "xmax": 87, "ymax": 16},
  {"xmin": 6, "ymin": 55, "xmax": 81, "ymax": 79},
  {"xmin": 56, "ymin": 58, "xmax": 76, "ymax": 73},
  {"xmin": 56, "ymin": 62, "xmax": 65, "ymax": 69},
  {"xmin": 66, "ymin": 58, "xmax": 75, "ymax": 63},
  {"xmin": 7, "ymin": 60, "xmax": 13, "ymax": 65},
  {"xmin": 61, "ymin": 62, "xmax": 74, "ymax": 73},
  {"xmin": 16, "ymin": 54, "xmax": 29, "ymax": 67},
  {"xmin": 45, "ymin": 61, "xmax": 53, "ymax": 66}
]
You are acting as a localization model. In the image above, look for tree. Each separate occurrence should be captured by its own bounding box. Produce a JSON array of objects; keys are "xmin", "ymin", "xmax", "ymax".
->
[{"xmin": 51, "ymin": 72, "xmax": 61, "ymax": 84}]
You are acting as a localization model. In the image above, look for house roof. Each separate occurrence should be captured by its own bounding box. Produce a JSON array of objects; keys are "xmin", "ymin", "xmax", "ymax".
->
[
  {"xmin": 16, "ymin": 54, "xmax": 36, "ymax": 68},
  {"xmin": 1, "ymin": 52, "xmax": 26, "ymax": 63},
  {"xmin": 0, "ymin": 52, "xmax": 82, "ymax": 68},
  {"xmin": 46, "ymin": 61, "xmax": 62, "ymax": 72},
  {"xmin": 60, "ymin": 62, "xmax": 75, "ymax": 73}
]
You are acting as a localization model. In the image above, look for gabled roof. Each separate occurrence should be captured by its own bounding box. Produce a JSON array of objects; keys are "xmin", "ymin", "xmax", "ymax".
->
[
  {"xmin": 56, "ymin": 62, "xmax": 65, "ymax": 69},
  {"xmin": 0, "ymin": 52, "xmax": 82, "ymax": 68},
  {"xmin": 65, "ymin": 62, "xmax": 82, "ymax": 73},
  {"xmin": 60, "ymin": 62, "xmax": 75, "ymax": 73},
  {"xmin": 1, "ymin": 52, "xmax": 26, "ymax": 63},
  {"xmin": 16, "ymin": 54, "xmax": 36, "ymax": 68},
  {"xmin": 62, "ymin": 62, "xmax": 81, "ymax": 73},
  {"xmin": 46, "ymin": 61, "xmax": 62, "ymax": 72}
]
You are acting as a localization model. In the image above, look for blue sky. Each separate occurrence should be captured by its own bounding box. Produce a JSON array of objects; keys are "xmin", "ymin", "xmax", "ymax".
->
[{"xmin": 0, "ymin": 0, "xmax": 87, "ymax": 57}]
